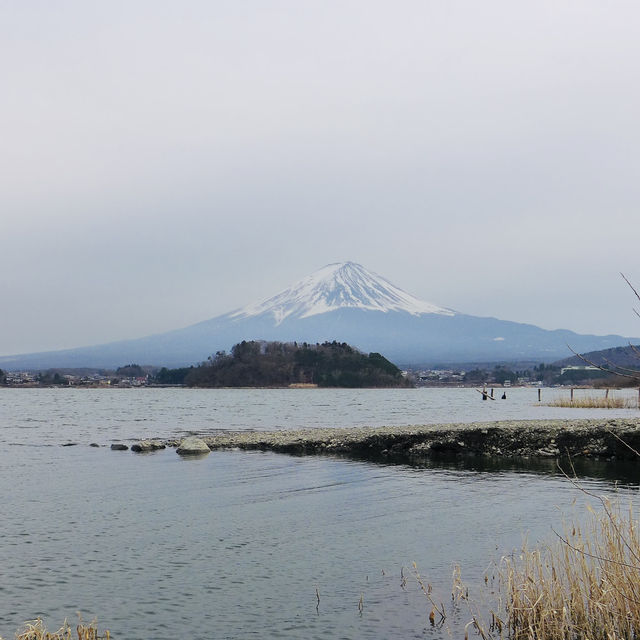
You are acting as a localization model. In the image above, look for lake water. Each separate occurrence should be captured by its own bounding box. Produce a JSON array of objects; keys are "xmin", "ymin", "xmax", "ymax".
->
[{"xmin": 1, "ymin": 388, "xmax": 639, "ymax": 639}]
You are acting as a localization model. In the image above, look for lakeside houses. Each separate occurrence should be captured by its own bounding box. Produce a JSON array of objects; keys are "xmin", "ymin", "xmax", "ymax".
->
[
  {"xmin": 413, "ymin": 369, "xmax": 466, "ymax": 384},
  {"xmin": 116, "ymin": 376, "xmax": 149, "ymax": 387},
  {"xmin": 1, "ymin": 371, "xmax": 150, "ymax": 387},
  {"xmin": 4, "ymin": 371, "xmax": 38, "ymax": 385},
  {"xmin": 408, "ymin": 367, "xmax": 543, "ymax": 387}
]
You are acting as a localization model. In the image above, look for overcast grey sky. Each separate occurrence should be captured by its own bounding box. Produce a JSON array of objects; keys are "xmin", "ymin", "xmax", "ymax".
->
[{"xmin": 2, "ymin": 0, "xmax": 640, "ymax": 356}]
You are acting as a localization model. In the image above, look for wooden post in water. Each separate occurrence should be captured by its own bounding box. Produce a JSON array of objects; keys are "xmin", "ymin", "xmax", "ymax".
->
[
  {"xmin": 605, "ymin": 388, "xmax": 609, "ymax": 400},
  {"xmin": 538, "ymin": 388, "xmax": 541, "ymax": 402},
  {"xmin": 571, "ymin": 388, "xmax": 574, "ymax": 402},
  {"xmin": 490, "ymin": 388, "xmax": 494, "ymax": 399},
  {"xmin": 477, "ymin": 388, "xmax": 495, "ymax": 401}
]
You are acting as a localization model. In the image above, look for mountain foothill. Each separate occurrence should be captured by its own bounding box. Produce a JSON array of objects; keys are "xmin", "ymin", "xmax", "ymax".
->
[{"xmin": 1, "ymin": 262, "xmax": 638, "ymax": 371}]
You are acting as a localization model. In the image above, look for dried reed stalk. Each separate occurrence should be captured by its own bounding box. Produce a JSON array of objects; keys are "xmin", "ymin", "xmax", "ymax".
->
[
  {"xmin": 502, "ymin": 500, "xmax": 640, "ymax": 640},
  {"xmin": 3, "ymin": 617, "xmax": 110, "ymax": 640},
  {"xmin": 545, "ymin": 394, "xmax": 631, "ymax": 408}
]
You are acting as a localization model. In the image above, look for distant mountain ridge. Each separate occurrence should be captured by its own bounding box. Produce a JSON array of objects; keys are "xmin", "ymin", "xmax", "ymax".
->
[
  {"xmin": 1, "ymin": 262, "xmax": 638, "ymax": 369},
  {"xmin": 554, "ymin": 344, "xmax": 640, "ymax": 369}
]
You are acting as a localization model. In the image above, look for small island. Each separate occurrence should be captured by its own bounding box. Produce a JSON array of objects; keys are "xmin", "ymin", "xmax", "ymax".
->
[{"xmin": 156, "ymin": 340, "xmax": 412, "ymax": 388}]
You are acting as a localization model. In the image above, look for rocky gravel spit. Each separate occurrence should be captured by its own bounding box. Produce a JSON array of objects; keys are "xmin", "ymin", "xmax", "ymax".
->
[{"xmin": 161, "ymin": 418, "xmax": 640, "ymax": 461}]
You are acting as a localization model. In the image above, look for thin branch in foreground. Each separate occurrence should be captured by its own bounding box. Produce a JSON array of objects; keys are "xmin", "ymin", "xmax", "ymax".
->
[
  {"xmin": 605, "ymin": 428, "xmax": 640, "ymax": 458},
  {"xmin": 563, "ymin": 274, "xmax": 640, "ymax": 382},
  {"xmin": 601, "ymin": 355, "xmax": 640, "ymax": 376},
  {"xmin": 566, "ymin": 344, "xmax": 639, "ymax": 380},
  {"xmin": 621, "ymin": 272, "xmax": 640, "ymax": 306},
  {"xmin": 557, "ymin": 457, "xmax": 640, "ymax": 565}
]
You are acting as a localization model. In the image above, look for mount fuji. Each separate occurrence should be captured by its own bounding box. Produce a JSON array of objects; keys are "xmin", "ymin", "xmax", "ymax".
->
[
  {"xmin": 1, "ymin": 262, "xmax": 636, "ymax": 369},
  {"xmin": 231, "ymin": 261, "xmax": 455, "ymax": 323}
]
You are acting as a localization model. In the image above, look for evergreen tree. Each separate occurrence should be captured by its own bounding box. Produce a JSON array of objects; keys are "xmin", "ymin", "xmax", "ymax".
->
[{"xmin": 177, "ymin": 341, "xmax": 411, "ymax": 388}]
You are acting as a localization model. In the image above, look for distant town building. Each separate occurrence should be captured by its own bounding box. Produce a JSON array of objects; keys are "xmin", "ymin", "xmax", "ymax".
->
[{"xmin": 560, "ymin": 365, "xmax": 600, "ymax": 375}]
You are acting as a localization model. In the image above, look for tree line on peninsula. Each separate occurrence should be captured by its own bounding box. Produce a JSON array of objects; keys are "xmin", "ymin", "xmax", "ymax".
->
[{"xmin": 155, "ymin": 340, "xmax": 411, "ymax": 388}]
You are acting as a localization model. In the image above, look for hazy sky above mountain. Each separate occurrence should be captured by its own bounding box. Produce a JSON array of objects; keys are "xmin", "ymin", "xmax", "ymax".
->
[{"xmin": 2, "ymin": 0, "xmax": 640, "ymax": 356}]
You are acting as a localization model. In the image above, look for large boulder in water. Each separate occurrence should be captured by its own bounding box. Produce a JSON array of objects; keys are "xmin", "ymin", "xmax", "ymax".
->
[{"xmin": 176, "ymin": 436, "xmax": 211, "ymax": 455}]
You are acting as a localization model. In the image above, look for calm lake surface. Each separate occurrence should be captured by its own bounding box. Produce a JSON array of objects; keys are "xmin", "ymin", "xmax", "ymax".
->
[{"xmin": 1, "ymin": 388, "xmax": 639, "ymax": 639}]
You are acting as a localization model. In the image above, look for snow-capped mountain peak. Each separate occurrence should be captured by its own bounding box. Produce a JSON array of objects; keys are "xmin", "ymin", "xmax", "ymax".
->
[{"xmin": 231, "ymin": 262, "xmax": 455, "ymax": 325}]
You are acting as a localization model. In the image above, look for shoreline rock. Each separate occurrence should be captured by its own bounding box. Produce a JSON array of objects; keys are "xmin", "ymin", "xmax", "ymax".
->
[
  {"xmin": 166, "ymin": 418, "xmax": 640, "ymax": 461},
  {"xmin": 131, "ymin": 440, "xmax": 166, "ymax": 453},
  {"xmin": 176, "ymin": 436, "xmax": 211, "ymax": 455}
]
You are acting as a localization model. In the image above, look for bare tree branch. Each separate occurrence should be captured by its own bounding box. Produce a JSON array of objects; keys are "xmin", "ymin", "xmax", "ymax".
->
[
  {"xmin": 600, "ymin": 355, "xmax": 640, "ymax": 376},
  {"xmin": 566, "ymin": 344, "xmax": 639, "ymax": 380},
  {"xmin": 621, "ymin": 272, "xmax": 640, "ymax": 305},
  {"xmin": 564, "ymin": 275, "xmax": 640, "ymax": 382},
  {"xmin": 557, "ymin": 456, "xmax": 640, "ymax": 565},
  {"xmin": 606, "ymin": 428, "xmax": 640, "ymax": 458}
]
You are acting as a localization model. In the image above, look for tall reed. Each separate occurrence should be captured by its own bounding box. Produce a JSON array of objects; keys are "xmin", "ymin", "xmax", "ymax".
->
[
  {"xmin": 501, "ymin": 499, "xmax": 640, "ymax": 639},
  {"xmin": 545, "ymin": 393, "xmax": 633, "ymax": 408},
  {"xmin": 440, "ymin": 472, "xmax": 640, "ymax": 640}
]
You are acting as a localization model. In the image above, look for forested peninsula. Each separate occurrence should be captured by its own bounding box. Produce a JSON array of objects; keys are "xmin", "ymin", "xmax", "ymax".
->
[{"xmin": 156, "ymin": 340, "xmax": 411, "ymax": 388}]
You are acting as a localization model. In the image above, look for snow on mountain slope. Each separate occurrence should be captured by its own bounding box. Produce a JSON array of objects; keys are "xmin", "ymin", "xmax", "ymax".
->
[{"xmin": 231, "ymin": 262, "xmax": 455, "ymax": 325}]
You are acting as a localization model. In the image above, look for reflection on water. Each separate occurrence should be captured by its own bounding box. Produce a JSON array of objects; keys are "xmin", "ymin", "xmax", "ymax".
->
[
  {"xmin": 0, "ymin": 388, "xmax": 638, "ymax": 639},
  {"xmin": 354, "ymin": 451, "xmax": 640, "ymax": 487}
]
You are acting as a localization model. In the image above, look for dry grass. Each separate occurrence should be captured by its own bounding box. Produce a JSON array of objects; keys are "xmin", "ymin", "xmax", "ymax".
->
[
  {"xmin": 410, "ymin": 477, "xmax": 640, "ymax": 639},
  {"xmin": 545, "ymin": 393, "xmax": 634, "ymax": 408},
  {"xmin": 501, "ymin": 499, "xmax": 640, "ymax": 640},
  {"xmin": 3, "ymin": 617, "xmax": 109, "ymax": 640},
  {"xmin": 441, "ymin": 465, "xmax": 640, "ymax": 640}
]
